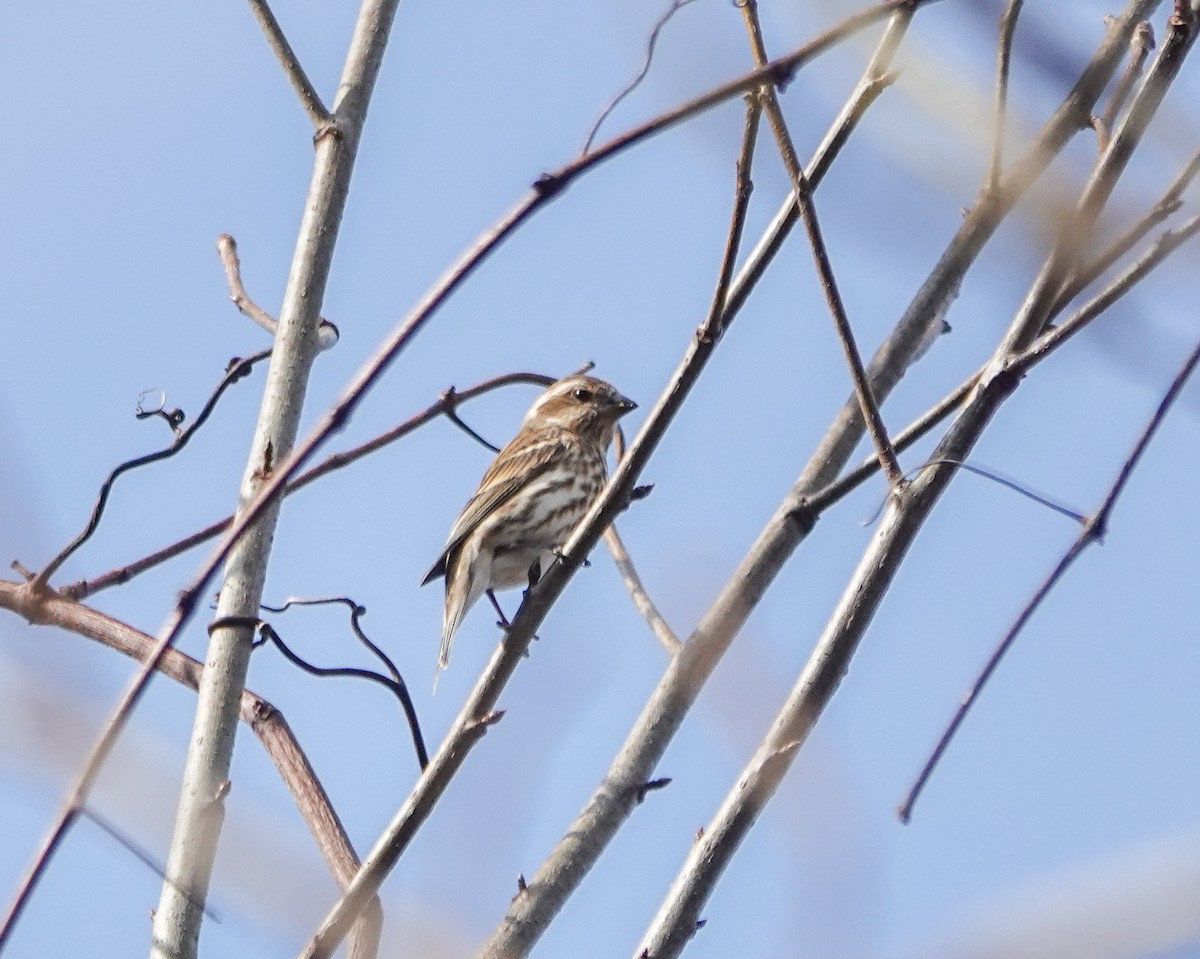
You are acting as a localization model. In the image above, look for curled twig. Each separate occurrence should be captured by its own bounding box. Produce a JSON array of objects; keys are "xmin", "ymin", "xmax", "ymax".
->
[
  {"xmin": 30, "ymin": 350, "xmax": 273, "ymax": 591},
  {"xmin": 257, "ymin": 597, "xmax": 428, "ymax": 770}
]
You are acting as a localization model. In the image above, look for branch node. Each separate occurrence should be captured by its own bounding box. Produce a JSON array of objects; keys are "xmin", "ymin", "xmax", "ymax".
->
[
  {"xmin": 532, "ymin": 172, "xmax": 566, "ymax": 199},
  {"xmin": 313, "ymin": 119, "xmax": 341, "ymax": 146}
]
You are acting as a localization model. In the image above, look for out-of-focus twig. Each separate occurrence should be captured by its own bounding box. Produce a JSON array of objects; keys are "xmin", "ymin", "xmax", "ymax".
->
[
  {"xmin": 1093, "ymin": 20, "xmax": 1154, "ymax": 150},
  {"xmin": 1052, "ymin": 146, "xmax": 1200, "ymax": 314},
  {"xmin": 988, "ymin": 0, "xmax": 1024, "ymax": 192}
]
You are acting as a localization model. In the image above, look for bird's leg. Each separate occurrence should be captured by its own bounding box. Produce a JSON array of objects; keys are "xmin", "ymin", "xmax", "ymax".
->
[
  {"xmin": 486, "ymin": 589, "xmax": 511, "ymax": 628},
  {"xmin": 489, "ymin": 588, "xmax": 536, "ymax": 652}
]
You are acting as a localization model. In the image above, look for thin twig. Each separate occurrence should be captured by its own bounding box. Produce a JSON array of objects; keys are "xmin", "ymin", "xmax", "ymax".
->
[
  {"xmin": 63, "ymin": 373, "xmax": 558, "ymax": 601},
  {"xmin": 581, "ymin": 0, "xmax": 700, "ymax": 155},
  {"xmin": 988, "ymin": 0, "xmax": 1024, "ymax": 193},
  {"xmin": 30, "ymin": 350, "xmax": 272, "ymax": 591},
  {"xmin": 739, "ymin": 0, "xmax": 902, "ymax": 484},
  {"xmin": 608, "ymin": 423, "xmax": 687, "ymax": 655},
  {"xmin": 601, "ymin": 92, "xmax": 763, "ymax": 657},
  {"xmin": 218, "ymin": 234, "xmax": 339, "ymax": 350},
  {"xmin": 1093, "ymin": 20, "xmax": 1155, "ymax": 151},
  {"xmin": 899, "ymin": 330, "xmax": 1200, "ymax": 823},
  {"xmin": 247, "ymin": 0, "xmax": 333, "ymax": 128}
]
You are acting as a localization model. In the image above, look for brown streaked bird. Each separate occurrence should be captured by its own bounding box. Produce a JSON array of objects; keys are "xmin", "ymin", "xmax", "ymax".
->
[{"xmin": 422, "ymin": 373, "xmax": 637, "ymax": 679}]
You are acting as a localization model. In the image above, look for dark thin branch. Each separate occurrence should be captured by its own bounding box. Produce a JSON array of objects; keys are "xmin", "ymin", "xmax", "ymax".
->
[
  {"xmin": 246, "ymin": 0, "xmax": 332, "ymax": 128},
  {"xmin": 988, "ymin": 0, "xmax": 1024, "ymax": 193},
  {"xmin": 602, "ymin": 93, "xmax": 762, "ymax": 657},
  {"xmin": 873, "ymin": 458, "xmax": 1087, "ymax": 526},
  {"xmin": 899, "ymin": 330, "xmax": 1200, "ymax": 823},
  {"xmin": 581, "ymin": 0, "xmax": 700, "ymax": 155},
  {"xmin": 30, "ymin": 350, "xmax": 272, "ymax": 591},
  {"xmin": 258, "ymin": 597, "xmax": 428, "ymax": 770},
  {"xmin": 739, "ymin": 0, "xmax": 902, "ymax": 484},
  {"xmin": 64, "ymin": 372, "xmax": 557, "ymax": 601}
]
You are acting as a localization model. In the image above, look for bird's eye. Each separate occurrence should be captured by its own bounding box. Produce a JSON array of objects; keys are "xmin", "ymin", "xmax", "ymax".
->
[{"xmin": 573, "ymin": 388, "xmax": 593, "ymax": 402}]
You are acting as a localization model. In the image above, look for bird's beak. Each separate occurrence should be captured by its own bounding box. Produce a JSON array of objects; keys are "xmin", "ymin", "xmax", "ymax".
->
[{"xmin": 614, "ymin": 396, "xmax": 637, "ymax": 416}]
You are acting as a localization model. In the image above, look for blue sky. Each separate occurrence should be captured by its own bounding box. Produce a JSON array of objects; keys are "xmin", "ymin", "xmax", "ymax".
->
[{"xmin": 3, "ymin": 1, "xmax": 1200, "ymax": 957}]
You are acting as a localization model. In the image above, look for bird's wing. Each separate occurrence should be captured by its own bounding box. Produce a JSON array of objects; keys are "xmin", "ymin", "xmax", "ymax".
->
[{"xmin": 420, "ymin": 431, "xmax": 570, "ymax": 585}]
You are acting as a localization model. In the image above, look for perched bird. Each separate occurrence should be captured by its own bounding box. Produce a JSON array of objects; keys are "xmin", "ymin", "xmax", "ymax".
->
[{"xmin": 422, "ymin": 373, "xmax": 637, "ymax": 677}]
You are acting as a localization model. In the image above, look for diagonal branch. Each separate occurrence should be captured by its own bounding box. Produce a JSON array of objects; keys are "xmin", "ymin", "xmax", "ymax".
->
[
  {"xmin": 247, "ymin": 0, "xmax": 332, "ymax": 128},
  {"xmin": 739, "ymin": 0, "xmax": 902, "ymax": 485}
]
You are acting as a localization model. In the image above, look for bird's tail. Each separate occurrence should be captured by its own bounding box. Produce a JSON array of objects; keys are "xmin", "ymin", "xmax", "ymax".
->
[{"xmin": 433, "ymin": 551, "xmax": 475, "ymax": 691}]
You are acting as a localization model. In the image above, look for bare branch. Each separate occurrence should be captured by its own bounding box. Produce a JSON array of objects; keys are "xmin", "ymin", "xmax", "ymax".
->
[
  {"xmin": 246, "ymin": 0, "xmax": 333, "ymax": 128},
  {"xmin": 900, "ymin": 330, "xmax": 1200, "ymax": 822},
  {"xmin": 218, "ymin": 234, "xmax": 339, "ymax": 351},
  {"xmin": 155, "ymin": 1, "xmax": 406, "ymax": 948}
]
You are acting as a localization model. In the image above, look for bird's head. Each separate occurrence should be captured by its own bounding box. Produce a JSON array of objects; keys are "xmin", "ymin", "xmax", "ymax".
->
[{"xmin": 523, "ymin": 374, "xmax": 637, "ymax": 446}]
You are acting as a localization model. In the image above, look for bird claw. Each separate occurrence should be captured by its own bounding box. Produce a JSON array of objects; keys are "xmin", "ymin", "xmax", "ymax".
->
[{"xmin": 551, "ymin": 547, "xmax": 589, "ymax": 569}]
